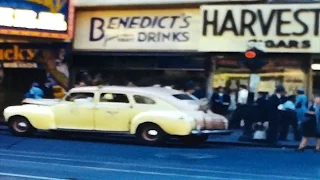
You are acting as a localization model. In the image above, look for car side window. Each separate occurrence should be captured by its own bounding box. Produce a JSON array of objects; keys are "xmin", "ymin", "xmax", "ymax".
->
[
  {"xmin": 133, "ymin": 95, "xmax": 156, "ymax": 104},
  {"xmin": 100, "ymin": 93, "xmax": 129, "ymax": 103},
  {"xmin": 65, "ymin": 93, "xmax": 94, "ymax": 102}
]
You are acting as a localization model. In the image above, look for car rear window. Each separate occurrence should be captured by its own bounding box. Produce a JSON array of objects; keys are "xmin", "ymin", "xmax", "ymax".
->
[{"xmin": 173, "ymin": 94, "xmax": 195, "ymax": 100}]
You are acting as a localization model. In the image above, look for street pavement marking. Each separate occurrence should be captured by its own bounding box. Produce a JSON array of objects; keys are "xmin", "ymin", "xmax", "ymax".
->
[
  {"xmin": 0, "ymin": 159, "xmax": 253, "ymax": 180},
  {"xmin": 0, "ymin": 172, "xmax": 66, "ymax": 180},
  {"xmin": 0, "ymin": 152, "xmax": 316, "ymax": 180}
]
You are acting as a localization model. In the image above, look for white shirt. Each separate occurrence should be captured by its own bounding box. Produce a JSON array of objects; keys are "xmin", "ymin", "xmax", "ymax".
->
[{"xmin": 237, "ymin": 89, "xmax": 248, "ymax": 104}]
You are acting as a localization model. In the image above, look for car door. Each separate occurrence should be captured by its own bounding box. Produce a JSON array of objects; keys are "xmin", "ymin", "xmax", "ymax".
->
[
  {"xmin": 94, "ymin": 92, "xmax": 133, "ymax": 132},
  {"xmin": 53, "ymin": 92, "xmax": 95, "ymax": 130}
]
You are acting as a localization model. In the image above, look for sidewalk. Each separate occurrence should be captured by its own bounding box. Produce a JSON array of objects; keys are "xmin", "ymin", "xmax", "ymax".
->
[{"xmin": 207, "ymin": 130, "xmax": 317, "ymax": 149}]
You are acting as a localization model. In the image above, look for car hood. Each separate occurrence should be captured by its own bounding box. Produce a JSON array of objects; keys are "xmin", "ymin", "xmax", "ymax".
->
[{"xmin": 22, "ymin": 98, "xmax": 61, "ymax": 106}]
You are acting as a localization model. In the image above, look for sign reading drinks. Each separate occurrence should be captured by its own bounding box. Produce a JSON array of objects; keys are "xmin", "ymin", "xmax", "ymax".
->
[
  {"xmin": 0, "ymin": 0, "xmax": 74, "ymax": 39},
  {"xmin": 199, "ymin": 4, "xmax": 320, "ymax": 53},
  {"xmin": 74, "ymin": 9, "xmax": 200, "ymax": 51}
]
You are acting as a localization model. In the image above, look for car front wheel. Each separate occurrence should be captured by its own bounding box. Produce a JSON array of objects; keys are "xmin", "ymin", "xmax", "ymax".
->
[
  {"xmin": 9, "ymin": 116, "xmax": 36, "ymax": 137},
  {"xmin": 136, "ymin": 123, "xmax": 166, "ymax": 145},
  {"xmin": 180, "ymin": 134, "xmax": 209, "ymax": 146}
]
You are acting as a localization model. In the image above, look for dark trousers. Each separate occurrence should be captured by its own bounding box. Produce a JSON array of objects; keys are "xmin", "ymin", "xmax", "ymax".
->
[
  {"xmin": 267, "ymin": 118, "xmax": 279, "ymax": 143},
  {"xmin": 230, "ymin": 104, "xmax": 246, "ymax": 129},
  {"xmin": 279, "ymin": 111, "xmax": 301, "ymax": 141},
  {"xmin": 212, "ymin": 104, "xmax": 228, "ymax": 116},
  {"xmin": 237, "ymin": 105, "xmax": 262, "ymax": 137}
]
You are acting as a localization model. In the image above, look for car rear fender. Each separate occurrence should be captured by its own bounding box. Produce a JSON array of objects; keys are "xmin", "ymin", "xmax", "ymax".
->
[
  {"xmin": 4, "ymin": 105, "xmax": 56, "ymax": 130},
  {"xmin": 130, "ymin": 111, "xmax": 195, "ymax": 136}
]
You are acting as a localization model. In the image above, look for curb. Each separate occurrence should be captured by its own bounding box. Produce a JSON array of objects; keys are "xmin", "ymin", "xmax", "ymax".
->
[{"xmin": 205, "ymin": 140, "xmax": 314, "ymax": 149}]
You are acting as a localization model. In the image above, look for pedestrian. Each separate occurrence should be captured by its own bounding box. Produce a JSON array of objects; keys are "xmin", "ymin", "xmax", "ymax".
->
[
  {"xmin": 210, "ymin": 86, "xmax": 230, "ymax": 115},
  {"xmin": 266, "ymin": 85, "xmax": 286, "ymax": 144},
  {"xmin": 279, "ymin": 95, "xmax": 301, "ymax": 141},
  {"xmin": 295, "ymin": 88, "xmax": 308, "ymax": 123},
  {"xmin": 296, "ymin": 96, "xmax": 320, "ymax": 152},
  {"xmin": 255, "ymin": 91, "xmax": 268, "ymax": 123},
  {"xmin": 25, "ymin": 82, "xmax": 44, "ymax": 99},
  {"xmin": 184, "ymin": 81, "xmax": 195, "ymax": 94},
  {"xmin": 192, "ymin": 82, "xmax": 206, "ymax": 99},
  {"xmin": 230, "ymin": 84, "xmax": 248, "ymax": 129}
]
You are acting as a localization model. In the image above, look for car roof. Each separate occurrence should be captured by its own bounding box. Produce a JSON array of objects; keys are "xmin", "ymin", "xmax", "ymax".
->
[
  {"xmin": 69, "ymin": 86, "xmax": 184, "ymax": 96},
  {"xmin": 69, "ymin": 86, "xmax": 199, "ymax": 110}
]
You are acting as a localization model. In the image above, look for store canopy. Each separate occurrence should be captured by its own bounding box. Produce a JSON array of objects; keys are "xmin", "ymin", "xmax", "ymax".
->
[{"xmin": 75, "ymin": 0, "xmax": 264, "ymax": 7}]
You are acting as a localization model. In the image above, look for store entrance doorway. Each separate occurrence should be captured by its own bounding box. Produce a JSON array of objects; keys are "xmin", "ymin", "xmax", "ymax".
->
[{"xmin": 1, "ymin": 68, "xmax": 46, "ymax": 112}]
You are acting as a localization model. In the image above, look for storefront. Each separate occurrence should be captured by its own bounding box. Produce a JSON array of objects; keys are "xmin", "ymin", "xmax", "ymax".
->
[
  {"xmin": 72, "ymin": 7, "xmax": 212, "ymax": 89},
  {"xmin": 0, "ymin": 0, "xmax": 74, "ymax": 111},
  {"xmin": 199, "ymin": 3, "xmax": 320, "ymax": 96}
]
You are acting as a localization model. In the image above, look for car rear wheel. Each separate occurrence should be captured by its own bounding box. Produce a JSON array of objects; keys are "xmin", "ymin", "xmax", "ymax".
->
[
  {"xmin": 180, "ymin": 134, "xmax": 208, "ymax": 146},
  {"xmin": 136, "ymin": 123, "xmax": 166, "ymax": 145},
  {"xmin": 9, "ymin": 116, "xmax": 36, "ymax": 137}
]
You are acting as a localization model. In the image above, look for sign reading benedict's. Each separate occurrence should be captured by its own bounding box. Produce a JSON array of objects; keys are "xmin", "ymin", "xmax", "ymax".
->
[
  {"xmin": 0, "ymin": 0, "xmax": 74, "ymax": 39},
  {"xmin": 199, "ymin": 4, "xmax": 320, "ymax": 53}
]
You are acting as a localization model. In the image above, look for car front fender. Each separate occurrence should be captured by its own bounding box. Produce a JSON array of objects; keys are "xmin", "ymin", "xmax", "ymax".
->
[
  {"xmin": 130, "ymin": 111, "xmax": 195, "ymax": 136},
  {"xmin": 4, "ymin": 105, "xmax": 56, "ymax": 130}
]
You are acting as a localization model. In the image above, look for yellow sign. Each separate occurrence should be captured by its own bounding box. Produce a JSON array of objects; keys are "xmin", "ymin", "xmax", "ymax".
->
[
  {"xmin": 27, "ymin": 0, "xmax": 67, "ymax": 13},
  {"xmin": 0, "ymin": 45, "xmax": 38, "ymax": 61}
]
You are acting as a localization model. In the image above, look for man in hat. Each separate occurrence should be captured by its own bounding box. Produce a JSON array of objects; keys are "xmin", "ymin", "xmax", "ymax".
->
[{"xmin": 266, "ymin": 85, "xmax": 286, "ymax": 143}]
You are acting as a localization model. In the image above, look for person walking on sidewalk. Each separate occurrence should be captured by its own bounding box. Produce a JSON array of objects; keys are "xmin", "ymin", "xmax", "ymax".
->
[
  {"xmin": 230, "ymin": 84, "xmax": 248, "ymax": 129},
  {"xmin": 279, "ymin": 95, "xmax": 301, "ymax": 141},
  {"xmin": 296, "ymin": 96, "xmax": 320, "ymax": 152},
  {"xmin": 295, "ymin": 88, "xmax": 308, "ymax": 124},
  {"xmin": 266, "ymin": 85, "xmax": 286, "ymax": 144},
  {"xmin": 210, "ymin": 86, "xmax": 230, "ymax": 115}
]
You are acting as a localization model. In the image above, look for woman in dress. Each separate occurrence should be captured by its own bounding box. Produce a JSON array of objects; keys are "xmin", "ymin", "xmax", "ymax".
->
[{"xmin": 296, "ymin": 96, "xmax": 320, "ymax": 151}]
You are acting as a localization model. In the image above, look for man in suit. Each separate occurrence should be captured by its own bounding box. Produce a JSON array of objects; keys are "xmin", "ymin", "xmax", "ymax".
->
[
  {"xmin": 210, "ymin": 86, "xmax": 231, "ymax": 115},
  {"xmin": 267, "ymin": 85, "xmax": 286, "ymax": 143}
]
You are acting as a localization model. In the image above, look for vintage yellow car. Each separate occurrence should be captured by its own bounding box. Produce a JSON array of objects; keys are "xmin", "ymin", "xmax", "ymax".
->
[{"xmin": 3, "ymin": 86, "xmax": 231, "ymax": 145}]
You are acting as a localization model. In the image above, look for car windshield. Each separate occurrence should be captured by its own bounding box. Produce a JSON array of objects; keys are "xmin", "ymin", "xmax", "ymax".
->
[{"xmin": 173, "ymin": 94, "xmax": 199, "ymax": 101}]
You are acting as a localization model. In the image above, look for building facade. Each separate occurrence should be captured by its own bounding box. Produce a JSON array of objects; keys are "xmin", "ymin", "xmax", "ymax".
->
[
  {"xmin": 0, "ymin": 0, "xmax": 75, "ymax": 111},
  {"xmin": 199, "ymin": 3, "xmax": 320, "ymax": 96},
  {"xmin": 72, "ymin": 0, "xmax": 264, "ymax": 92}
]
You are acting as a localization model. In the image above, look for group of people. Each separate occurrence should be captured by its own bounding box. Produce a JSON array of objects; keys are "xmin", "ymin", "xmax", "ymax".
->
[{"xmin": 210, "ymin": 84, "xmax": 320, "ymax": 151}]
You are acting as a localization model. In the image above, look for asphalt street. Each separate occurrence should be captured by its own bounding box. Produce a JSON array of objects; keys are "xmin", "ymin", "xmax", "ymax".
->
[{"xmin": 0, "ymin": 125, "xmax": 319, "ymax": 180}]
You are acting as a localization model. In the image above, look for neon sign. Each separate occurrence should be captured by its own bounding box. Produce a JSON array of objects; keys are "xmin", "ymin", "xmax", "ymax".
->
[
  {"xmin": 0, "ymin": 7, "xmax": 67, "ymax": 31},
  {"xmin": 0, "ymin": 0, "xmax": 74, "ymax": 39}
]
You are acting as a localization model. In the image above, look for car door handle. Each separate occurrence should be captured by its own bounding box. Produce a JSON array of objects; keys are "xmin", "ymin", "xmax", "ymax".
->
[{"xmin": 106, "ymin": 111, "xmax": 118, "ymax": 115}]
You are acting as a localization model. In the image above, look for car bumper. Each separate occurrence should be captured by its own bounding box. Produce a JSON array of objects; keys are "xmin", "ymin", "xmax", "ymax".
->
[{"xmin": 191, "ymin": 129, "xmax": 233, "ymax": 135}]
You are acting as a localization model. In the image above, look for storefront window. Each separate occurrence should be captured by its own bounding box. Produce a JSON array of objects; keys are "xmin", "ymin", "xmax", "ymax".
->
[{"xmin": 213, "ymin": 57, "xmax": 307, "ymax": 95}]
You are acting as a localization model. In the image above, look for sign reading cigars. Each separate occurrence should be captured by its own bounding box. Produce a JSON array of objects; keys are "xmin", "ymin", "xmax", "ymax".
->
[
  {"xmin": 0, "ymin": 0, "xmax": 74, "ymax": 39},
  {"xmin": 199, "ymin": 4, "xmax": 320, "ymax": 53},
  {"xmin": 74, "ymin": 9, "xmax": 200, "ymax": 51}
]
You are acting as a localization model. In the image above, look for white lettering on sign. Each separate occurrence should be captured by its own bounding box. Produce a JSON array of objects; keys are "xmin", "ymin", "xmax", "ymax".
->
[{"xmin": 0, "ymin": 7, "xmax": 67, "ymax": 31}]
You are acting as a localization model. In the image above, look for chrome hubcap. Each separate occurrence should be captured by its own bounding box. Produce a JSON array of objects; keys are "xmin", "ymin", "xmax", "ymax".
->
[
  {"xmin": 13, "ymin": 120, "xmax": 28, "ymax": 132},
  {"xmin": 142, "ymin": 128, "xmax": 159, "ymax": 141}
]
